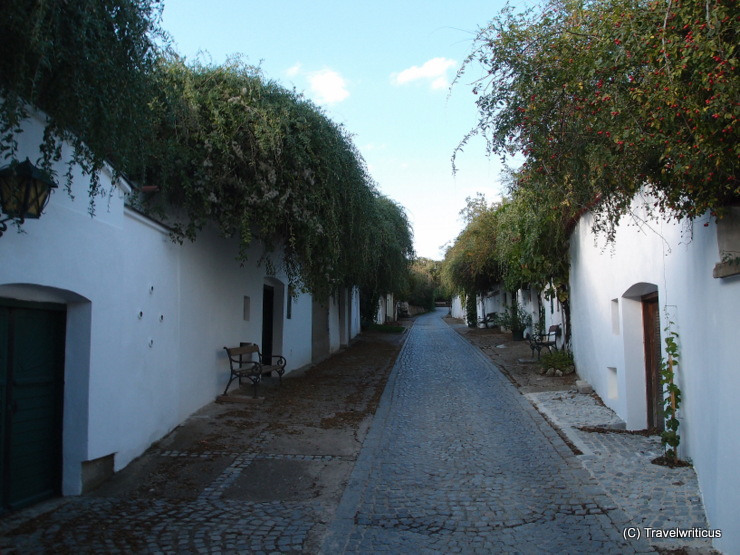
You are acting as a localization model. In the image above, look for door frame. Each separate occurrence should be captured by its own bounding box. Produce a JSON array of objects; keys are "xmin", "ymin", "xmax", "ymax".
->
[{"xmin": 641, "ymin": 292, "xmax": 663, "ymax": 431}]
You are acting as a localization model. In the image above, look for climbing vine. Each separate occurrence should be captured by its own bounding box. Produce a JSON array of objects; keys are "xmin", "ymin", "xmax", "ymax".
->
[{"xmin": 660, "ymin": 320, "xmax": 683, "ymax": 464}]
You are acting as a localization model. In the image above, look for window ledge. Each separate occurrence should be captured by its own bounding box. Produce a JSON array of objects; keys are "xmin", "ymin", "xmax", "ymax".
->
[{"xmin": 713, "ymin": 261, "xmax": 740, "ymax": 279}]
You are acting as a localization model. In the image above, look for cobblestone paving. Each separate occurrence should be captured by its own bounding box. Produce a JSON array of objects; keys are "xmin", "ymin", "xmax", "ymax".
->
[
  {"xmin": 0, "ymin": 461, "xmax": 324, "ymax": 554},
  {"xmin": 528, "ymin": 390, "xmax": 712, "ymax": 552},
  {"xmin": 0, "ymin": 331, "xmax": 402, "ymax": 554},
  {"xmin": 322, "ymin": 310, "xmax": 653, "ymax": 554}
]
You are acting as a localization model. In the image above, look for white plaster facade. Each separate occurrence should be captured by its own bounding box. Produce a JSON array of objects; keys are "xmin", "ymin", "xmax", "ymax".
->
[
  {"xmin": 375, "ymin": 292, "xmax": 396, "ymax": 324},
  {"xmin": 449, "ymin": 295, "xmax": 466, "ymax": 321},
  {"xmin": 452, "ymin": 288, "xmax": 564, "ymax": 346},
  {"xmin": 569, "ymin": 200, "xmax": 740, "ymax": 552},
  {"xmin": 0, "ymin": 111, "xmax": 359, "ymax": 500}
]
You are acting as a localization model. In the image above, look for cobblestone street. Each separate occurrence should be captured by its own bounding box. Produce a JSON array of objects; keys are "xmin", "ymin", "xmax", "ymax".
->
[
  {"xmin": 322, "ymin": 309, "xmax": 653, "ymax": 553},
  {"xmin": 0, "ymin": 309, "xmax": 714, "ymax": 553}
]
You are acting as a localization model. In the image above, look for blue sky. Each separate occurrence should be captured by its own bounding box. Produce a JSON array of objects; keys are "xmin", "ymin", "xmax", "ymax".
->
[{"xmin": 161, "ymin": 0, "xmax": 517, "ymax": 260}]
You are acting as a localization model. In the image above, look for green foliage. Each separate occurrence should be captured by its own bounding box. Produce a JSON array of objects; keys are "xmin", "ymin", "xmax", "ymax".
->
[
  {"xmin": 0, "ymin": 0, "xmax": 164, "ymax": 203},
  {"xmin": 0, "ymin": 3, "xmax": 414, "ymax": 303},
  {"xmin": 494, "ymin": 298, "xmax": 532, "ymax": 332},
  {"xmin": 137, "ymin": 57, "xmax": 412, "ymax": 298},
  {"xmin": 458, "ymin": 0, "xmax": 739, "ymax": 235},
  {"xmin": 445, "ymin": 0, "xmax": 736, "ymax": 338},
  {"xmin": 540, "ymin": 349, "xmax": 575, "ymax": 372},
  {"xmin": 492, "ymin": 191, "xmax": 571, "ymax": 295},
  {"xmin": 661, "ymin": 323, "xmax": 682, "ymax": 462},
  {"xmin": 440, "ymin": 195, "xmax": 503, "ymax": 297},
  {"xmin": 465, "ymin": 293, "xmax": 478, "ymax": 327},
  {"xmin": 402, "ymin": 258, "xmax": 442, "ymax": 311},
  {"xmin": 440, "ymin": 192, "xmax": 569, "ymax": 306}
]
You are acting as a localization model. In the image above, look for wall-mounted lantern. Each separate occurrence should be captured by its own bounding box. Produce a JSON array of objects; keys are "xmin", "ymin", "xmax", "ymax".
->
[{"xmin": 0, "ymin": 158, "xmax": 58, "ymax": 237}]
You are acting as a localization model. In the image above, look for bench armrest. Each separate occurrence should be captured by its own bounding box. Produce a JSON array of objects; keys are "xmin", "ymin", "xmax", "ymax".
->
[{"xmin": 270, "ymin": 355, "xmax": 287, "ymax": 368}]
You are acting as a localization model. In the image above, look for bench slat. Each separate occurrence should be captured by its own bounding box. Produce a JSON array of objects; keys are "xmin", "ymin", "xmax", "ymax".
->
[{"xmin": 226, "ymin": 345, "xmax": 259, "ymax": 356}]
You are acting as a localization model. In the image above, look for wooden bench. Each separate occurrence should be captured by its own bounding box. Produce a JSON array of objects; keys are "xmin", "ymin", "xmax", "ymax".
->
[
  {"xmin": 528, "ymin": 324, "xmax": 562, "ymax": 359},
  {"xmin": 222, "ymin": 344, "xmax": 287, "ymax": 395},
  {"xmin": 478, "ymin": 312, "xmax": 498, "ymax": 328}
]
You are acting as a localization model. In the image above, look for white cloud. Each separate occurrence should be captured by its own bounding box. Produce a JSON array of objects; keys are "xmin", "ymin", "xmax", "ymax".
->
[
  {"xmin": 431, "ymin": 76, "xmax": 449, "ymax": 90},
  {"xmin": 286, "ymin": 64, "xmax": 350, "ymax": 105},
  {"xmin": 392, "ymin": 57, "xmax": 457, "ymax": 90},
  {"xmin": 307, "ymin": 68, "xmax": 350, "ymax": 104},
  {"xmin": 286, "ymin": 62, "xmax": 302, "ymax": 77}
]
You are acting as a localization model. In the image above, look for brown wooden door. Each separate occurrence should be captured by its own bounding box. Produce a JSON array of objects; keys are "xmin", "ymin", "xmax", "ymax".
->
[{"xmin": 642, "ymin": 293, "xmax": 663, "ymax": 430}]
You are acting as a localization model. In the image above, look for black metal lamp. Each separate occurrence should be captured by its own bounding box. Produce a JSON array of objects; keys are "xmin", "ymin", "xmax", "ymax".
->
[{"xmin": 0, "ymin": 158, "xmax": 58, "ymax": 237}]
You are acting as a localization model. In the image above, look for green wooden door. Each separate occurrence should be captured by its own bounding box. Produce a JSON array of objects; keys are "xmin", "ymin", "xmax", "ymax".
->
[
  {"xmin": 1, "ymin": 299, "xmax": 66, "ymax": 511},
  {"xmin": 0, "ymin": 305, "xmax": 7, "ymax": 510}
]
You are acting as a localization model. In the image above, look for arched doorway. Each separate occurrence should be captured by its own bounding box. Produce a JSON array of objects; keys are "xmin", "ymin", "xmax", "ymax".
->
[
  {"xmin": 0, "ymin": 283, "xmax": 92, "ymax": 505},
  {"xmin": 1, "ymin": 298, "xmax": 66, "ymax": 511}
]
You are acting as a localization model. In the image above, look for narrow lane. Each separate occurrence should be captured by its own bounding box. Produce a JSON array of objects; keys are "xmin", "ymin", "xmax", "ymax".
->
[{"xmin": 323, "ymin": 309, "xmax": 652, "ymax": 553}]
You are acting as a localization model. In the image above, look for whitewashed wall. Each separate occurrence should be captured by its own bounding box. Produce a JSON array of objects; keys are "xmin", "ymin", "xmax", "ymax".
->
[
  {"xmin": 450, "ymin": 295, "xmax": 465, "ymax": 321},
  {"xmin": 479, "ymin": 290, "xmax": 504, "ymax": 325},
  {"xmin": 569, "ymin": 200, "xmax": 740, "ymax": 552},
  {"xmin": 328, "ymin": 292, "xmax": 341, "ymax": 353},
  {"xmin": 0, "ymin": 112, "xmax": 357, "ymax": 499},
  {"xmin": 332, "ymin": 287, "xmax": 360, "ymax": 349},
  {"xmin": 350, "ymin": 287, "xmax": 361, "ymax": 338},
  {"xmin": 375, "ymin": 292, "xmax": 396, "ymax": 324}
]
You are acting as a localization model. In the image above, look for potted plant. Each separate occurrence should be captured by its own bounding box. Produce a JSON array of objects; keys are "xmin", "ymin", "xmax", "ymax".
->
[{"xmin": 495, "ymin": 300, "xmax": 532, "ymax": 341}]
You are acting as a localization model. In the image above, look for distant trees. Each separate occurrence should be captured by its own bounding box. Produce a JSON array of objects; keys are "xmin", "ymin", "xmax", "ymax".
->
[
  {"xmin": 441, "ymin": 195, "xmax": 502, "ymax": 300},
  {"xmin": 402, "ymin": 258, "xmax": 444, "ymax": 312},
  {"xmin": 0, "ymin": 1, "xmax": 414, "ymax": 304}
]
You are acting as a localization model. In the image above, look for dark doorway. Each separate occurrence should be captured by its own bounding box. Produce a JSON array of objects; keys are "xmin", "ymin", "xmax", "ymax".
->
[
  {"xmin": 262, "ymin": 285, "xmax": 274, "ymax": 362},
  {"xmin": 641, "ymin": 292, "xmax": 663, "ymax": 431},
  {"xmin": 311, "ymin": 299, "xmax": 330, "ymax": 364},
  {"xmin": 1, "ymin": 299, "xmax": 66, "ymax": 512}
]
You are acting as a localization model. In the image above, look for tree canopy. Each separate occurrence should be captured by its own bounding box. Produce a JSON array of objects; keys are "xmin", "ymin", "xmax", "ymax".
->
[
  {"xmin": 444, "ymin": 0, "xmax": 738, "ymax": 305},
  {"xmin": 457, "ymin": 0, "xmax": 738, "ymax": 234},
  {"xmin": 136, "ymin": 57, "xmax": 413, "ymax": 297},
  {"xmin": 0, "ymin": 1, "xmax": 414, "ymax": 303},
  {"xmin": 441, "ymin": 195, "xmax": 503, "ymax": 297},
  {"xmin": 0, "ymin": 0, "xmax": 163, "ymax": 199},
  {"xmin": 402, "ymin": 257, "xmax": 444, "ymax": 311}
]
